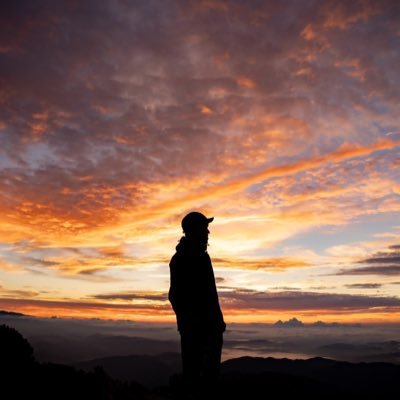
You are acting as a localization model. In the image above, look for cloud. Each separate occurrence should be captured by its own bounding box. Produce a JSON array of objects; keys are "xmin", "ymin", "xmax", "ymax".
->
[
  {"xmin": 336, "ymin": 244, "xmax": 400, "ymax": 276},
  {"xmin": 337, "ymin": 266, "xmax": 400, "ymax": 276},
  {"xmin": 345, "ymin": 283, "xmax": 383, "ymax": 289},
  {"xmin": 213, "ymin": 256, "xmax": 312, "ymax": 271},
  {"xmin": 2, "ymin": 286, "xmax": 400, "ymax": 322},
  {"xmin": 1, "ymin": 289, "xmax": 400, "ymax": 317},
  {"xmin": 219, "ymin": 289, "xmax": 400, "ymax": 312},
  {"xmin": 0, "ymin": 289, "xmax": 39, "ymax": 298},
  {"xmin": 0, "ymin": 241, "xmax": 169, "ymax": 280},
  {"xmin": 91, "ymin": 291, "xmax": 168, "ymax": 302},
  {"xmin": 360, "ymin": 254, "xmax": 400, "ymax": 265},
  {"xmin": 0, "ymin": 297, "xmax": 171, "ymax": 320}
]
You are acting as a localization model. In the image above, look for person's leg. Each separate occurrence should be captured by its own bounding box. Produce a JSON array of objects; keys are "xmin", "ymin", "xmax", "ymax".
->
[
  {"xmin": 180, "ymin": 330, "xmax": 202, "ymax": 390},
  {"xmin": 203, "ymin": 331, "xmax": 223, "ymax": 385}
]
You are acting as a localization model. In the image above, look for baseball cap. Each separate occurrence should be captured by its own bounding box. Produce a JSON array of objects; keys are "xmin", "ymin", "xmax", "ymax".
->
[{"xmin": 181, "ymin": 211, "xmax": 214, "ymax": 232}]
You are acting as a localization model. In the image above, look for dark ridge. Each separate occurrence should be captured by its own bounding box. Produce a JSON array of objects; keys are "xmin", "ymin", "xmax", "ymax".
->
[{"xmin": 0, "ymin": 310, "xmax": 27, "ymax": 317}]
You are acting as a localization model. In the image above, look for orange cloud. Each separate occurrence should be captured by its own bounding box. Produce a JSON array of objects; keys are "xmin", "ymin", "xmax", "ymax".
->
[
  {"xmin": 213, "ymin": 256, "xmax": 312, "ymax": 271},
  {"xmin": 0, "ymin": 137, "xmax": 397, "ymax": 251},
  {"xmin": 321, "ymin": 0, "xmax": 381, "ymax": 30},
  {"xmin": 236, "ymin": 76, "xmax": 255, "ymax": 89},
  {"xmin": 2, "ymin": 289, "xmax": 400, "ymax": 324},
  {"xmin": 121, "ymin": 138, "xmax": 399, "ymax": 228},
  {"xmin": 200, "ymin": 105, "xmax": 213, "ymax": 114},
  {"xmin": 0, "ymin": 297, "xmax": 173, "ymax": 321}
]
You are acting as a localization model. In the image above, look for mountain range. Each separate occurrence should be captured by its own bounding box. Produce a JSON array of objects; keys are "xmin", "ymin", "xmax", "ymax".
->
[{"xmin": 2, "ymin": 323, "xmax": 400, "ymax": 399}]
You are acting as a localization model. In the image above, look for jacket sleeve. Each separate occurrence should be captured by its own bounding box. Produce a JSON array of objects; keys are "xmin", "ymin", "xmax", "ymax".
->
[{"xmin": 168, "ymin": 255, "xmax": 180, "ymax": 313}]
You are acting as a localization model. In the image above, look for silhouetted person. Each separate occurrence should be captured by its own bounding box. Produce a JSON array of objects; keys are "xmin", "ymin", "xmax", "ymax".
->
[{"xmin": 168, "ymin": 211, "xmax": 226, "ymax": 396}]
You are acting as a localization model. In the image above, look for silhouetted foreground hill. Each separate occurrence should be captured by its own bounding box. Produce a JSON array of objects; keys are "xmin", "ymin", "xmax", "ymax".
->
[
  {"xmin": 0, "ymin": 310, "xmax": 26, "ymax": 317},
  {"xmin": 74, "ymin": 352, "xmax": 182, "ymax": 388},
  {"xmin": 31, "ymin": 333, "xmax": 180, "ymax": 363},
  {"xmin": 0, "ymin": 324, "xmax": 159, "ymax": 400},
  {"xmin": 74, "ymin": 352, "xmax": 400, "ymax": 399},
  {"xmin": 221, "ymin": 356, "xmax": 400, "ymax": 399},
  {"xmin": 1, "ymin": 324, "xmax": 399, "ymax": 400}
]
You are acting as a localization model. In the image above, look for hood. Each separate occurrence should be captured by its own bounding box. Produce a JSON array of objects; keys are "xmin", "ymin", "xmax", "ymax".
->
[{"xmin": 176, "ymin": 236, "xmax": 208, "ymax": 253}]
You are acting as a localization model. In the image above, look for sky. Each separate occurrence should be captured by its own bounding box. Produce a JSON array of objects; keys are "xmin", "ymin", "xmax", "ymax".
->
[{"xmin": 0, "ymin": 0, "xmax": 399, "ymax": 324}]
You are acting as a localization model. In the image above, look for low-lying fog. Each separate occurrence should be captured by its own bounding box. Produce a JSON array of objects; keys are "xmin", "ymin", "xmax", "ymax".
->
[{"xmin": 1, "ymin": 313, "xmax": 399, "ymax": 365}]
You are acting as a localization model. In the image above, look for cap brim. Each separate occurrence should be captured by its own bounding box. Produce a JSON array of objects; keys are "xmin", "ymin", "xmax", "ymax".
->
[{"xmin": 207, "ymin": 217, "xmax": 214, "ymax": 224}]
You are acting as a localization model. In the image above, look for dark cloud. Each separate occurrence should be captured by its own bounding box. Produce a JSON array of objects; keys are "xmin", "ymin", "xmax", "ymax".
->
[
  {"xmin": 337, "ymin": 244, "xmax": 400, "ymax": 276},
  {"xmin": 337, "ymin": 266, "xmax": 400, "ymax": 276},
  {"xmin": 4, "ymin": 287, "xmax": 399, "ymax": 314},
  {"xmin": 309, "ymin": 286, "xmax": 337, "ymax": 290},
  {"xmin": 91, "ymin": 292, "xmax": 168, "ymax": 302},
  {"xmin": 219, "ymin": 289, "xmax": 400, "ymax": 311},
  {"xmin": 345, "ymin": 283, "xmax": 382, "ymax": 289},
  {"xmin": 78, "ymin": 268, "xmax": 108, "ymax": 276},
  {"xmin": 360, "ymin": 255, "xmax": 400, "ymax": 264}
]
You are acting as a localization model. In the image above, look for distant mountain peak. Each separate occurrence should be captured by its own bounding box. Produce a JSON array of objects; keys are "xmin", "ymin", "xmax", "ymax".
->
[{"xmin": 274, "ymin": 317, "xmax": 304, "ymax": 327}]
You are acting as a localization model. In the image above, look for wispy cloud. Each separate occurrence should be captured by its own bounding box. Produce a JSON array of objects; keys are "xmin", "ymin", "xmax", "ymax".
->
[
  {"xmin": 345, "ymin": 283, "xmax": 383, "ymax": 289},
  {"xmin": 336, "ymin": 244, "xmax": 400, "ymax": 276},
  {"xmin": 2, "ymin": 288, "xmax": 400, "ymax": 323},
  {"xmin": 337, "ymin": 266, "xmax": 400, "ymax": 276},
  {"xmin": 213, "ymin": 256, "xmax": 312, "ymax": 271},
  {"xmin": 91, "ymin": 291, "xmax": 168, "ymax": 302},
  {"xmin": 219, "ymin": 289, "xmax": 400, "ymax": 312}
]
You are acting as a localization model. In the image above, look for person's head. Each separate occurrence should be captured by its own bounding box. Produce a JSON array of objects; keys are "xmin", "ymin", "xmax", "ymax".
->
[{"xmin": 181, "ymin": 211, "xmax": 213, "ymax": 244}]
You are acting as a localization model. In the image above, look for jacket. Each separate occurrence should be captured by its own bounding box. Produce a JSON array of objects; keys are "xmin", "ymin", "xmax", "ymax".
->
[{"xmin": 168, "ymin": 236, "xmax": 226, "ymax": 333}]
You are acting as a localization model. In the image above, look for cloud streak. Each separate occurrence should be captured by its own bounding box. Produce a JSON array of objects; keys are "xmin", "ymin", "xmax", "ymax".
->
[
  {"xmin": 336, "ymin": 244, "xmax": 400, "ymax": 276},
  {"xmin": 2, "ymin": 288, "xmax": 400, "ymax": 323},
  {"xmin": 219, "ymin": 289, "xmax": 400, "ymax": 312}
]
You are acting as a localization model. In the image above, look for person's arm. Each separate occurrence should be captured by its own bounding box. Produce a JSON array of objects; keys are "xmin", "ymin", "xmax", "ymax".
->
[
  {"xmin": 207, "ymin": 253, "xmax": 227, "ymax": 331},
  {"xmin": 168, "ymin": 255, "xmax": 180, "ymax": 313}
]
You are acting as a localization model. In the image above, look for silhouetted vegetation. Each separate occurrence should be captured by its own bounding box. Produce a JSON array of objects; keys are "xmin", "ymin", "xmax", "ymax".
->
[
  {"xmin": 1, "ymin": 324, "xmax": 34, "ymax": 367},
  {"xmin": 0, "ymin": 324, "xmax": 157, "ymax": 399}
]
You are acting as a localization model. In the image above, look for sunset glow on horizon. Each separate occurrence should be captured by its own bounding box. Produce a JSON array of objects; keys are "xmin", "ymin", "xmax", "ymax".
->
[{"xmin": 1, "ymin": 0, "xmax": 399, "ymax": 324}]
